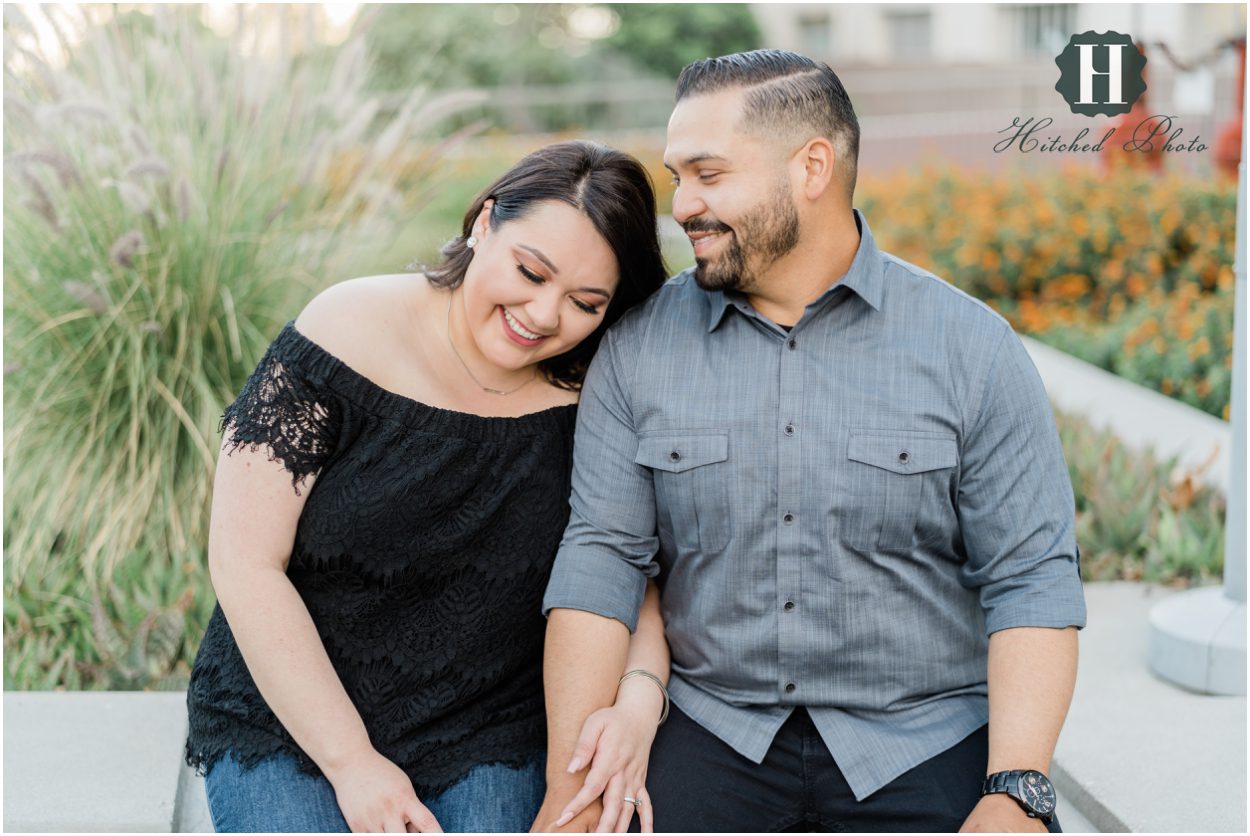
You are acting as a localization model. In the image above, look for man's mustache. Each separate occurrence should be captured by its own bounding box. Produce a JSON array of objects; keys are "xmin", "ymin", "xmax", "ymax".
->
[{"xmin": 682, "ymin": 219, "xmax": 733, "ymax": 236}]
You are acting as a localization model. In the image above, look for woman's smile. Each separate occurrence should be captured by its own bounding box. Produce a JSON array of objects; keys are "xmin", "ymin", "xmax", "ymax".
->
[{"xmin": 500, "ymin": 306, "xmax": 549, "ymax": 346}]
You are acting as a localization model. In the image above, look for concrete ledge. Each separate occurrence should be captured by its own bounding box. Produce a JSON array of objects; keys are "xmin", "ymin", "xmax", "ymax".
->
[
  {"xmin": 1051, "ymin": 761, "xmax": 1125, "ymax": 833},
  {"xmin": 176, "ymin": 759, "xmax": 213, "ymax": 832},
  {"xmin": 1053, "ymin": 582, "xmax": 1247, "ymax": 832},
  {"xmin": 3, "ymin": 691, "xmax": 187, "ymax": 832},
  {"xmin": 6, "ymin": 587, "xmax": 1245, "ymax": 834},
  {"xmin": 1023, "ymin": 337, "xmax": 1232, "ymax": 490}
]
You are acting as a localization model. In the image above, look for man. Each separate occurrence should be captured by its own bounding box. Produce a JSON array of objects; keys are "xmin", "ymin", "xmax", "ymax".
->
[{"xmin": 535, "ymin": 49, "xmax": 1085, "ymax": 833}]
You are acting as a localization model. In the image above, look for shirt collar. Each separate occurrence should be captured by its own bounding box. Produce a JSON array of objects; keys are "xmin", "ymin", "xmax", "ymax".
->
[{"xmin": 705, "ymin": 208, "xmax": 885, "ymax": 333}]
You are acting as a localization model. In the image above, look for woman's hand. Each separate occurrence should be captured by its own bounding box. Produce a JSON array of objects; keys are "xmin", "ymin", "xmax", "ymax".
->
[
  {"xmin": 326, "ymin": 748, "xmax": 443, "ymax": 833},
  {"xmin": 553, "ymin": 677, "xmax": 665, "ymax": 833}
]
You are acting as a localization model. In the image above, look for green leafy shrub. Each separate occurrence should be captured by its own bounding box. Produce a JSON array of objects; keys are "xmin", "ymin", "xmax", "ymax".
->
[{"xmin": 1058, "ymin": 411, "xmax": 1225, "ymax": 585}]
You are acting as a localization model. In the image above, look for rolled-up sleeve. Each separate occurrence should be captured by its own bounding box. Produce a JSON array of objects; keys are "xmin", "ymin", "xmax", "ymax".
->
[
  {"xmin": 542, "ymin": 323, "xmax": 658, "ymax": 632},
  {"xmin": 957, "ymin": 326, "xmax": 1087, "ymax": 635}
]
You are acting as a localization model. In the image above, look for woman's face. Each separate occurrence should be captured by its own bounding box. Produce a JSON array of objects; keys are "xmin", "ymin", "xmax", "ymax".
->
[{"xmin": 456, "ymin": 199, "xmax": 620, "ymax": 374}]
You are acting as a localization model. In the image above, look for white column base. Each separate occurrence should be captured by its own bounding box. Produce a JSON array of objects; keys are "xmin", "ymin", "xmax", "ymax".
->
[{"xmin": 1147, "ymin": 586, "xmax": 1247, "ymax": 696}]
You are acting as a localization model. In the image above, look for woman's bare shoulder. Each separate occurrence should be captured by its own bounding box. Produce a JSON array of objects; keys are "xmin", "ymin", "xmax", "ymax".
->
[{"xmin": 293, "ymin": 274, "xmax": 429, "ymax": 373}]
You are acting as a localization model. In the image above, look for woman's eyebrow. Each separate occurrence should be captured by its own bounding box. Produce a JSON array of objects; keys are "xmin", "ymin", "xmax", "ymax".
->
[
  {"xmin": 516, "ymin": 244, "xmax": 611, "ymax": 299},
  {"xmin": 517, "ymin": 244, "xmax": 559, "ymax": 274}
]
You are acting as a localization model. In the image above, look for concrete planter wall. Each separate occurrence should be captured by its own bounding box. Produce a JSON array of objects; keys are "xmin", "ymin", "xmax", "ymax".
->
[{"xmin": 1023, "ymin": 336, "xmax": 1232, "ymax": 492}]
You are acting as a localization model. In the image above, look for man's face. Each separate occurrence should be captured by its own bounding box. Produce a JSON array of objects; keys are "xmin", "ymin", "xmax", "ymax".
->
[{"xmin": 664, "ymin": 88, "xmax": 801, "ymax": 293}]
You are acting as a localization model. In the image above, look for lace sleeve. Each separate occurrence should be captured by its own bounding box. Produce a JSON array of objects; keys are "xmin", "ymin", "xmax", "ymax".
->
[{"xmin": 219, "ymin": 335, "xmax": 341, "ymax": 495}]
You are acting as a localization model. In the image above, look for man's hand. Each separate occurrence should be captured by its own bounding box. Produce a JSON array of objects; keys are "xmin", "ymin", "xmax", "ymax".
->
[
  {"xmin": 532, "ymin": 786, "xmax": 603, "ymax": 833},
  {"xmin": 959, "ymin": 794, "xmax": 1048, "ymax": 833}
]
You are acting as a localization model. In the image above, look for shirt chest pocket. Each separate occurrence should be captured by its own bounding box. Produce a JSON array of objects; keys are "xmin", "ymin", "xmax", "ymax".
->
[
  {"xmin": 635, "ymin": 432, "xmax": 731, "ymax": 554},
  {"xmin": 836, "ymin": 429, "xmax": 958, "ymax": 553}
]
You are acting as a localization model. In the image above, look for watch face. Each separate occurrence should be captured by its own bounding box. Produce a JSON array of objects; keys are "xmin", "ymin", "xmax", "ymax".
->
[{"xmin": 1016, "ymin": 771, "xmax": 1057, "ymax": 816}]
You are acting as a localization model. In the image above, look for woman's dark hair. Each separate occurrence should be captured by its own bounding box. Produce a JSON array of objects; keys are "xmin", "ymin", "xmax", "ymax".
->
[{"xmin": 424, "ymin": 140, "xmax": 667, "ymax": 391}]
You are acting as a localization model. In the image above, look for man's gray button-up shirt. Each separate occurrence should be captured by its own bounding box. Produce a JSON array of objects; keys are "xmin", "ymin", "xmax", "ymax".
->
[{"xmin": 543, "ymin": 210, "xmax": 1087, "ymax": 801}]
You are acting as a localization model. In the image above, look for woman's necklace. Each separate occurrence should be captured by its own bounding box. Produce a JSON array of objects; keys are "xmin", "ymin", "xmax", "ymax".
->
[{"xmin": 445, "ymin": 290, "xmax": 538, "ymax": 396}]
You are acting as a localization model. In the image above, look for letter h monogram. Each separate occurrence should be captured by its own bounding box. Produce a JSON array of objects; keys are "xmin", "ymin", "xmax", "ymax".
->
[{"xmin": 1076, "ymin": 43, "xmax": 1126, "ymax": 105}]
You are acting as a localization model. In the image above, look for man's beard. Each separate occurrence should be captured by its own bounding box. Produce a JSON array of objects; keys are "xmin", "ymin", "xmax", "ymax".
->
[{"xmin": 690, "ymin": 181, "xmax": 800, "ymax": 293}]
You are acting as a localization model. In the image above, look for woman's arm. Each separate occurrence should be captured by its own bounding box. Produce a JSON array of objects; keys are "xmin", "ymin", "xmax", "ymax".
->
[
  {"xmin": 551, "ymin": 579, "xmax": 670, "ymax": 832},
  {"xmin": 207, "ymin": 434, "xmax": 441, "ymax": 833},
  {"xmin": 619, "ymin": 578, "xmax": 670, "ymax": 712}
]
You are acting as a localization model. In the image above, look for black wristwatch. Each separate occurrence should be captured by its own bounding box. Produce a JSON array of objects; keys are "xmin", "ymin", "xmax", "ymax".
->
[{"xmin": 981, "ymin": 770, "xmax": 1057, "ymax": 823}]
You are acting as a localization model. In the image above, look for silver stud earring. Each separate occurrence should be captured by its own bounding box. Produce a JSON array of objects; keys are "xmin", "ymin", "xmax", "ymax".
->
[{"xmin": 466, "ymin": 235, "xmax": 478, "ymax": 249}]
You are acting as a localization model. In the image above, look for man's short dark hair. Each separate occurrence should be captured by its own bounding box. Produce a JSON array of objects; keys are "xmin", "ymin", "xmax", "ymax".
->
[{"xmin": 676, "ymin": 49, "xmax": 860, "ymax": 197}]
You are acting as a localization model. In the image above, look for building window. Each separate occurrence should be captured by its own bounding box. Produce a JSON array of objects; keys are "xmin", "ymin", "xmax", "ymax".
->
[
  {"xmin": 798, "ymin": 13, "xmax": 831, "ymax": 58},
  {"xmin": 1013, "ymin": 4, "xmax": 1075, "ymax": 56},
  {"xmin": 888, "ymin": 10, "xmax": 932, "ymax": 60}
]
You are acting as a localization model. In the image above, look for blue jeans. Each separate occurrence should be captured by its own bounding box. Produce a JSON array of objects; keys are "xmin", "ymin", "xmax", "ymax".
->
[{"xmin": 205, "ymin": 751, "xmax": 546, "ymax": 832}]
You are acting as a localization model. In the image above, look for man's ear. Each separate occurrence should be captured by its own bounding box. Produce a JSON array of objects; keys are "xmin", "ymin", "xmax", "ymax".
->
[{"xmin": 796, "ymin": 137, "xmax": 837, "ymax": 201}]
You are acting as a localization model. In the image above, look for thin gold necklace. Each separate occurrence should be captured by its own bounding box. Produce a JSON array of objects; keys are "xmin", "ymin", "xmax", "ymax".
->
[{"xmin": 445, "ymin": 290, "xmax": 538, "ymax": 396}]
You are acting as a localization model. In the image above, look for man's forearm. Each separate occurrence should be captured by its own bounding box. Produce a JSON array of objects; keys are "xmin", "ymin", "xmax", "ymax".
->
[
  {"xmin": 985, "ymin": 625, "xmax": 1079, "ymax": 774},
  {"xmin": 543, "ymin": 607, "xmax": 632, "ymax": 783}
]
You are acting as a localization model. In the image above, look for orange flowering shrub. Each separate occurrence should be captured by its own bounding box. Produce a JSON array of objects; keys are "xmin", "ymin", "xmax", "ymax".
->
[{"xmin": 858, "ymin": 166, "xmax": 1236, "ymax": 419}]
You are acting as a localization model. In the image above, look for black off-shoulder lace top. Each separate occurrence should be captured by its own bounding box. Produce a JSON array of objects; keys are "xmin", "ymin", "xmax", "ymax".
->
[{"xmin": 185, "ymin": 322, "xmax": 576, "ymax": 797}]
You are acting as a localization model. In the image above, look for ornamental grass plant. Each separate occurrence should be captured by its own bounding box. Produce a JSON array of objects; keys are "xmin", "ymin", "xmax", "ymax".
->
[
  {"xmin": 3, "ymin": 6, "xmax": 472, "ymax": 689},
  {"xmin": 858, "ymin": 165, "xmax": 1236, "ymax": 419}
]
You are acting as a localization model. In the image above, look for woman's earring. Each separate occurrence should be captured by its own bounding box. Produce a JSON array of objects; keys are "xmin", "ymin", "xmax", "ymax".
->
[{"xmin": 466, "ymin": 235, "xmax": 478, "ymax": 249}]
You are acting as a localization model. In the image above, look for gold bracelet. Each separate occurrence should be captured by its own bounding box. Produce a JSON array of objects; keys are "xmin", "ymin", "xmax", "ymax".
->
[{"xmin": 618, "ymin": 669, "xmax": 670, "ymax": 726}]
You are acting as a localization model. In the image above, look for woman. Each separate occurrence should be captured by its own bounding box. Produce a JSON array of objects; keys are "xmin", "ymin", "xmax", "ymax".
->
[{"xmin": 185, "ymin": 141, "xmax": 670, "ymax": 833}]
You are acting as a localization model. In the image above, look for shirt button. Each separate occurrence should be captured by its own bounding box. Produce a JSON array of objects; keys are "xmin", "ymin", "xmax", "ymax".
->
[
  {"xmin": 783, "ymin": 512, "xmax": 795, "ymax": 525},
  {"xmin": 788, "ymin": 338, "xmax": 797, "ymax": 350},
  {"xmin": 784, "ymin": 601, "xmax": 796, "ymax": 612},
  {"xmin": 785, "ymin": 682, "xmax": 797, "ymax": 693},
  {"xmin": 783, "ymin": 423, "xmax": 795, "ymax": 436},
  {"xmin": 898, "ymin": 450, "xmax": 910, "ymax": 464},
  {"xmin": 670, "ymin": 451, "xmax": 681, "ymax": 462}
]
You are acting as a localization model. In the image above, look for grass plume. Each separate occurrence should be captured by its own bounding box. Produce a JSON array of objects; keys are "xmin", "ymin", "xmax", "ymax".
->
[{"xmin": 4, "ymin": 5, "xmax": 470, "ymax": 690}]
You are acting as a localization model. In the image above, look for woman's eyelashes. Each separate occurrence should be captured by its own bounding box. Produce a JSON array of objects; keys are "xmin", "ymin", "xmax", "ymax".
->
[
  {"xmin": 516, "ymin": 264, "xmax": 600, "ymax": 315},
  {"xmin": 517, "ymin": 263, "xmax": 544, "ymax": 285}
]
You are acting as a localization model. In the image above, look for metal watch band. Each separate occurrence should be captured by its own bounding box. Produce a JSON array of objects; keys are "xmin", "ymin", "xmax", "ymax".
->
[
  {"xmin": 981, "ymin": 770, "xmax": 1054, "ymax": 823},
  {"xmin": 981, "ymin": 769, "xmax": 1027, "ymax": 796}
]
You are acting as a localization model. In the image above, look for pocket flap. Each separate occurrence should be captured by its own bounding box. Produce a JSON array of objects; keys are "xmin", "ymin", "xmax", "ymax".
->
[
  {"xmin": 636, "ymin": 432, "xmax": 728, "ymax": 474},
  {"xmin": 847, "ymin": 431, "xmax": 957, "ymax": 475}
]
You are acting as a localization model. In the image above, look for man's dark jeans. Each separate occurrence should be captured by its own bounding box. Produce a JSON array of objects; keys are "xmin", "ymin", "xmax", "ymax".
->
[{"xmin": 636, "ymin": 705, "xmax": 1063, "ymax": 833}]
